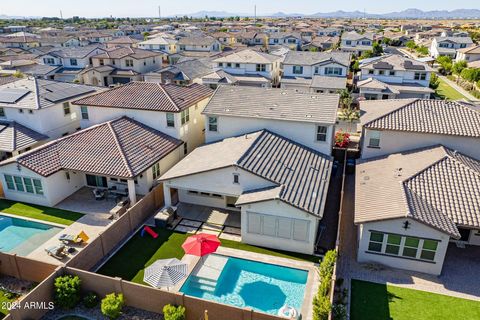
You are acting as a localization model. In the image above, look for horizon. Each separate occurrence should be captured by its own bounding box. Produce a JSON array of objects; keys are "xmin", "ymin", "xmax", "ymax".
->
[{"xmin": 0, "ymin": 1, "xmax": 479, "ymax": 19}]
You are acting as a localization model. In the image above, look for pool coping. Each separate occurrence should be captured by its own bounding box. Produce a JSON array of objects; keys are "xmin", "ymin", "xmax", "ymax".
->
[
  {"xmin": 0, "ymin": 212, "xmax": 67, "ymax": 228},
  {"xmin": 175, "ymin": 246, "xmax": 319, "ymax": 320}
]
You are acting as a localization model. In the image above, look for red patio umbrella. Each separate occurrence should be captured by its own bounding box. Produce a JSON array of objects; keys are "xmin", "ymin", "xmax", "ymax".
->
[{"xmin": 182, "ymin": 233, "xmax": 221, "ymax": 257}]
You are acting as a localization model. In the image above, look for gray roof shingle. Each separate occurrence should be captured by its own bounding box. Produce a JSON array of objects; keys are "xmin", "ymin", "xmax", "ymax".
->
[{"xmin": 0, "ymin": 121, "xmax": 48, "ymax": 152}]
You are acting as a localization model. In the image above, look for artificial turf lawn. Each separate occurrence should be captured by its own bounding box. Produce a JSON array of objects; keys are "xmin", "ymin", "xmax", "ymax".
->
[
  {"xmin": 0, "ymin": 199, "xmax": 83, "ymax": 225},
  {"xmin": 350, "ymin": 279, "xmax": 480, "ymax": 320},
  {"xmin": 97, "ymin": 227, "xmax": 319, "ymax": 284},
  {"xmin": 435, "ymin": 77, "xmax": 468, "ymax": 100},
  {"xmin": 0, "ymin": 289, "xmax": 16, "ymax": 318}
]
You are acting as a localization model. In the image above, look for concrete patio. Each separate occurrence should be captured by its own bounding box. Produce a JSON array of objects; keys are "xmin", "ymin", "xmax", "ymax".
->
[
  {"xmin": 55, "ymin": 187, "xmax": 133, "ymax": 217},
  {"xmin": 171, "ymin": 202, "xmax": 241, "ymax": 241}
]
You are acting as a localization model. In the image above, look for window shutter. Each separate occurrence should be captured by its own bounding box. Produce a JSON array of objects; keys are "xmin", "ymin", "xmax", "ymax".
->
[
  {"xmin": 277, "ymin": 218, "xmax": 292, "ymax": 239},
  {"xmin": 293, "ymin": 219, "xmax": 309, "ymax": 242},
  {"xmin": 262, "ymin": 215, "xmax": 277, "ymax": 237},
  {"xmin": 247, "ymin": 213, "xmax": 261, "ymax": 234}
]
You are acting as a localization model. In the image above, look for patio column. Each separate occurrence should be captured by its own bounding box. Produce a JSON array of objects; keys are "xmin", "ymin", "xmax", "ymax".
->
[
  {"xmin": 164, "ymin": 185, "xmax": 172, "ymax": 207},
  {"xmin": 127, "ymin": 179, "xmax": 137, "ymax": 205}
]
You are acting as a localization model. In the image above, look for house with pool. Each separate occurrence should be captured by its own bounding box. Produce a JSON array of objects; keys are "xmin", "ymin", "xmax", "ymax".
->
[
  {"xmin": 160, "ymin": 130, "xmax": 333, "ymax": 254},
  {"xmin": 0, "ymin": 116, "xmax": 183, "ymax": 209}
]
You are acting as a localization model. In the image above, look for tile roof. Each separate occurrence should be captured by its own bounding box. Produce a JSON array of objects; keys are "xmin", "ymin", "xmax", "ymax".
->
[
  {"xmin": 0, "ymin": 121, "xmax": 48, "ymax": 152},
  {"xmin": 73, "ymin": 81, "xmax": 213, "ymax": 112},
  {"xmin": 93, "ymin": 47, "xmax": 161, "ymax": 60},
  {"xmin": 214, "ymin": 49, "xmax": 282, "ymax": 64},
  {"xmin": 283, "ymin": 51, "xmax": 351, "ymax": 67},
  {"xmin": 355, "ymin": 145, "xmax": 480, "ymax": 238},
  {"xmin": 203, "ymin": 85, "xmax": 339, "ymax": 124},
  {"xmin": 360, "ymin": 99, "xmax": 480, "ymax": 137},
  {"xmin": 2, "ymin": 117, "xmax": 182, "ymax": 178},
  {"xmin": 161, "ymin": 130, "xmax": 332, "ymax": 217},
  {"xmin": 359, "ymin": 54, "xmax": 435, "ymax": 72}
]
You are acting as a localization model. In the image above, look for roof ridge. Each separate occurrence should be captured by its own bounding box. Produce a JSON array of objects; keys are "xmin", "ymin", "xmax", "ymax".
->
[
  {"xmin": 107, "ymin": 119, "xmax": 134, "ymax": 177},
  {"xmin": 156, "ymin": 83, "xmax": 179, "ymax": 112}
]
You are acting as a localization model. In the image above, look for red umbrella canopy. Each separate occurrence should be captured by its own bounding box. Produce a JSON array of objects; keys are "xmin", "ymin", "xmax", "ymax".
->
[{"xmin": 182, "ymin": 233, "xmax": 221, "ymax": 257}]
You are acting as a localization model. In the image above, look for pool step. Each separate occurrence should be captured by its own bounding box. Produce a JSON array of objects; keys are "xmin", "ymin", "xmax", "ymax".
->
[{"xmin": 188, "ymin": 276, "xmax": 218, "ymax": 292}]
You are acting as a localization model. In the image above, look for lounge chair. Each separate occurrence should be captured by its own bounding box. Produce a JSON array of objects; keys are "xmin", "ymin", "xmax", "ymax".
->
[
  {"xmin": 58, "ymin": 231, "xmax": 89, "ymax": 245},
  {"xmin": 93, "ymin": 188, "xmax": 105, "ymax": 200},
  {"xmin": 45, "ymin": 244, "xmax": 67, "ymax": 260}
]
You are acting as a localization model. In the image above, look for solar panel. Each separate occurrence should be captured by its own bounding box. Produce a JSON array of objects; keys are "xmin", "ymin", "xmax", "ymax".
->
[
  {"xmin": 42, "ymin": 84, "xmax": 94, "ymax": 103},
  {"xmin": 0, "ymin": 88, "xmax": 30, "ymax": 104}
]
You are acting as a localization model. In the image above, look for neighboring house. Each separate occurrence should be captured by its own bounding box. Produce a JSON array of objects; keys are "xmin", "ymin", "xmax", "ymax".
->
[
  {"xmin": 144, "ymin": 58, "xmax": 214, "ymax": 85},
  {"xmin": 340, "ymin": 31, "xmax": 374, "ymax": 56},
  {"xmin": 39, "ymin": 36, "xmax": 81, "ymax": 48},
  {"xmin": 177, "ymin": 36, "xmax": 221, "ymax": 52},
  {"xmin": 203, "ymin": 86, "xmax": 339, "ymax": 155},
  {"xmin": 160, "ymin": 129, "xmax": 333, "ymax": 254},
  {"xmin": 267, "ymin": 32, "xmax": 303, "ymax": 49},
  {"xmin": 37, "ymin": 46, "xmax": 107, "ymax": 82},
  {"xmin": 455, "ymin": 44, "xmax": 480, "ymax": 64},
  {"xmin": 211, "ymin": 32, "xmax": 237, "ymax": 46},
  {"xmin": 0, "ymin": 116, "xmax": 183, "ymax": 207},
  {"xmin": 302, "ymin": 36, "xmax": 340, "ymax": 51},
  {"xmin": 280, "ymin": 51, "xmax": 350, "ymax": 93},
  {"xmin": 355, "ymin": 145, "xmax": 480, "ymax": 275},
  {"xmin": 0, "ymin": 78, "xmax": 101, "ymax": 141},
  {"xmin": 316, "ymin": 28, "xmax": 341, "ymax": 37},
  {"xmin": 73, "ymin": 81, "xmax": 213, "ymax": 154},
  {"xmin": 357, "ymin": 54, "xmax": 434, "ymax": 100},
  {"xmin": 81, "ymin": 47, "xmax": 164, "ymax": 86},
  {"xmin": 213, "ymin": 49, "xmax": 283, "ymax": 86},
  {"xmin": 81, "ymin": 32, "xmax": 113, "ymax": 44},
  {"xmin": 137, "ymin": 37, "xmax": 178, "ymax": 54},
  {"xmin": 0, "ymin": 36, "xmax": 41, "ymax": 49},
  {"xmin": 429, "ymin": 36, "xmax": 474, "ymax": 58},
  {"xmin": 359, "ymin": 99, "xmax": 480, "ymax": 160},
  {"xmin": 105, "ymin": 36, "xmax": 139, "ymax": 48},
  {"xmin": 0, "ymin": 121, "xmax": 48, "ymax": 160}
]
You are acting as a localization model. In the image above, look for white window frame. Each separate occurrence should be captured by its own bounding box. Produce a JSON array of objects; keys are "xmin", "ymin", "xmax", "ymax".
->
[
  {"xmin": 63, "ymin": 102, "xmax": 71, "ymax": 115},
  {"xmin": 166, "ymin": 113, "xmax": 175, "ymax": 127},
  {"xmin": 368, "ymin": 130, "xmax": 381, "ymax": 148},
  {"xmin": 80, "ymin": 106, "xmax": 89, "ymax": 120},
  {"xmin": 152, "ymin": 163, "xmax": 160, "ymax": 179},
  {"xmin": 4, "ymin": 174, "xmax": 44, "ymax": 195},
  {"xmin": 316, "ymin": 125, "xmax": 328, "ymax": 142},
  {"xmin": 180, "ymin": 109, "xmax": 189, "ymax": 125},
  {"xmin": 208, "ymin": 116, "xmax": 217, "ymax": 132}
]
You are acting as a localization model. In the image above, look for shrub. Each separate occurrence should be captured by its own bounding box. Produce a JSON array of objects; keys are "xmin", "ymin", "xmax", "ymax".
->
[
  {"xmin": 163, "ymin": 304, "xmax": 186, "ymax": 320},
  {"xmin": 312, "ymin": 250, "xmax": 337, "ymax": 320},
  {"xmin": 429, "ymin": 73, "xmax": 440, "ymax": 89},
  {"xmin": 334, "ymin": 131, "xmax": 350, "ymax": 148},
  {"xmin": 83, "ymin": 291, "xmax": 99, "ymax": 308},
  {"xmin": 54, "ymin": 275, "xmax": 81, "ymax": 309},
  {"xmin": 313, "ymin": 294, "xmax": 331, "ymax": 320},
  {"xmin": 101, "ymin": 293, "xmax": 125, "ymax": 319},
  {"xmin": 332, "ymin": 303, "xmax": 348, "ymax": 320}
]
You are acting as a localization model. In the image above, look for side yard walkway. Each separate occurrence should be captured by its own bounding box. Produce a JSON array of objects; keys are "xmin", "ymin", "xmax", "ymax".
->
[{"xmin": 438, "ymin": 75, "xmax": 479, "ymax": 102}]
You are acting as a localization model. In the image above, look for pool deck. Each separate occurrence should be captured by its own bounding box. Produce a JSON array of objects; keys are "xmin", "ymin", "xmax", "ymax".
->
[{"xmin": 175, "ymin": 246, "xmax": 319, "ymax": 320}]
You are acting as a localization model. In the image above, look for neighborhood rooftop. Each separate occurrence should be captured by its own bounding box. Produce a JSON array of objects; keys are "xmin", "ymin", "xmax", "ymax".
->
[
  {"xmin": 73, "ymin": 81, "xmax": 213, "ymax": 112},
  {"xmin": 203, "ymin": 85, "xmax": 339, "ymax": 124},
  {"xmin": 1, "ymin": 116, "xmax": 183, "ymax": 178},
  {"xmin": 355, "ymin": 145, "xmax": 480, "ymax": 238},
  {"xmin": 360, "ymin": 99, "xmax": 480, "ymax": 137}
]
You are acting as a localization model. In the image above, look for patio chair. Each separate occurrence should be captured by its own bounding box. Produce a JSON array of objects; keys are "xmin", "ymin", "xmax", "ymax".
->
[
  {"xmin": 93, "ymin": 188, "xmax": 105, "ymax": 200},
  {"xmin": 45, "ymin": 244, "xmax": 67, "ymax": 260},
  {"xmin": 58, "ymin": 230, "xmax": 89, "ymax": 245}
]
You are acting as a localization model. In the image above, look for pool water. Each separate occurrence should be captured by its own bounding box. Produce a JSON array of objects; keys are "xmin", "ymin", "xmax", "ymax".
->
[
  {"xmin": 0, "ymin": 215, "xmax": 63, "ymax": 256},
  {"xmin": 180, "ymin": 254, "xmax": 308, "ymax": 315}
]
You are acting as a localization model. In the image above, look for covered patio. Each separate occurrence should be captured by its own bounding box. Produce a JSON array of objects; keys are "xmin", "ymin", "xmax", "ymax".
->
[{"xmin": 171, "ymin": 202, "xmax": 241, "ymax": 241}]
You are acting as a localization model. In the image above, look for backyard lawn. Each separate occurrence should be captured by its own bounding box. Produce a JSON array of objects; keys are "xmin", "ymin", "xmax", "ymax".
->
[
  {"xmin": 350, "ymin": 279, "xmax": 480, "ymax": 320},
  {"xmin": 435, "ymin": 76, "xmax": 468, "ymax": 101},
  {"xmin": 97, "ymin": 227, "xmax": 319, "ymax": 284},
  {"xmin": 0, "ymin": 289, "xmax": 16, "ymax": 319},
  {"xmin": 0, "ymin": 199, "xmax": 83, "ymax": 225}
]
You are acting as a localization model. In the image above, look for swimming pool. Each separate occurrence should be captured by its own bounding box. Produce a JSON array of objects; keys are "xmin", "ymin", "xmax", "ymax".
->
[
  {"xmin": 180, "ymin": 254, "xmax": 308, "ymax": 315},
  {"xmin": 0, "ymin": 215, "xmax": 63, "ymax": 256}
]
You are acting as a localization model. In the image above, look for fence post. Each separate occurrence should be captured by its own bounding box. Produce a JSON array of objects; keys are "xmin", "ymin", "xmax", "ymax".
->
[
  {"xmin": 242, "ymin": 308, "xmax": 253, "ymax": 320},
  {"xmin": 114, "ymin": 277, "xmax": 123, "ymax": 295},
  {"xmin": 11, "ymin": 254, "xmax": 21, "ymax": 279}
]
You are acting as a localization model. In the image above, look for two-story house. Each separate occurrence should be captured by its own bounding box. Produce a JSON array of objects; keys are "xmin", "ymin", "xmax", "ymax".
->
[
  {"xmin": 137, "ymin": 37, "xmax": 178, "ymax": 55},
  {"xmin": 213, "ymin": 49, "xmax": 283, "ymax": 87},
  {"xmin": 0, "ymin": 36, "xmax": 41, "ymax": 49},
  {"xmin": 202, "ymin": 85, "xmax": 339, "ymax": 155},
  {"xmin": 267, "ymin": 32, "xmax": 303, "ymax": 49},
  {"xmin": 73, "ymin": 81, "xmax": 213, "ymax": 154},
  {"xmin": 340, "ymin": 31, "xmax": 374, "ymax": 57},
  {"xmin": 81, "ymin": 47, "xmax": 164, "ymax": 86},
  {"xmin": 0, "ymin": 77, "xmax": 102, "ymax": 159},
  {"xmin": 357, "ymin": 54, "xmax": 434, "ymax": 100},
  {"xmin": 429, "ymin": 36, "xmax": 474, "ymax": 58},
  {"xmin": 37, "ymin": 46, "xmax": 107, "ymax": 82},
  {"xmin": 280, "ymin": 51, "xmax": 351, "ymax": 93},
  {"xmin": 177, "ymin": 36, "xmax": 221, "ymax": 53},
  {"xmin": 455, "ymin": 44, "xmax": 480, "ymax": 65}
]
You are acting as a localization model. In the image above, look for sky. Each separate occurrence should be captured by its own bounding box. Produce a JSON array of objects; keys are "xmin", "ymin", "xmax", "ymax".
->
[{"xmin": 1, "ymin": 0, "xmax": 479, "ymax": 18}]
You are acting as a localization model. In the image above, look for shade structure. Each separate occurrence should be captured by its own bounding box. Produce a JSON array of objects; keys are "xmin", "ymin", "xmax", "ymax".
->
[
  {"xmin": 143, "ymin": 258, "xmax": 188, "ymax": 288},
  {"xmin": 182, "ymin": 233, "xmax": 221, "ymax": 257}
]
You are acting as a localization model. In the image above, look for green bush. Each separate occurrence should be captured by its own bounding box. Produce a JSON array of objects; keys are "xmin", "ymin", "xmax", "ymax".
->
[
  {"xmin": 101, "ymin": 293, "xmax": 125, "ymax": 319},
  {"xmin": 332, "ymin": 303, "xmax": 348, "ymax": 320},
  {"xmin": 83, "ymin": 291, "xmax": 99, "ymax": 308},
  {"xmin": 54, "ymin": 275, "xmax": 81, "ymax": 309},
  {"xmin": 429, "ymin": 73, "xmax": 440, "ymax": 89},
  {"xmin": 163, "ymin": 304, "xmax": 186, "ymax": 320},
  {"xmin": 312, "ymin": 250, "xmax": 337, "ymax": 320}
]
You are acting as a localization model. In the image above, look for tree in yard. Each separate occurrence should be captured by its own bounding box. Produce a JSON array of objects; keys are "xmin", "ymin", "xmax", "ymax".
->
[
  {"xmin": 360, "ymin": 50, "xmax": 374, "ymax": 59},
  {"xmin": 452, "ymin": 60, "xmax": 468, "ymax": 76},
  {"xmin": 437, "ymin": 56, "xmax": 453, "ymax": 75},
  {"xmin": 381, "ymin": 37, "xmax": 391, "ymax": 45},
  {"xmin": 405, "ymin": 40, "xmax": 416, "ymax": 50},
  {"xmin": 429, "ymin": 73, "xmax": 440, "ymax": 90},
  {"xmin": 372, "ymin": 42, "xmax": 383, "ymax": 56}
]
